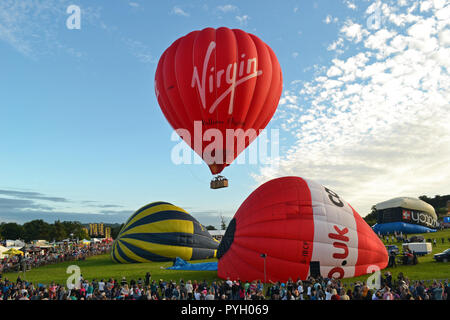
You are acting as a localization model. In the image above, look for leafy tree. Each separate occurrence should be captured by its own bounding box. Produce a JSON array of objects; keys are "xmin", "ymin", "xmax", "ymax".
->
[
  {"xmin": 0, "ymin": 223, "xmax": 24, "ymax": 240},
  {"xmin": 60, "ymin": 221, "xmax": 89, "ymax": 240},
  {"xmin": 363, "ymin": 205, "xmax": 378, "ymax": 226},
  {"xmin": 205, "ymin": 225, "xmax": 217, "ymax": 230},
  {"xmin": 49, "ymin": 220, "xmax": 68, "ymax": 241},
  {"xmin": 110, "ymin": 224, "xmax": 124, "ymax": 239},
  {"xmin": 220, "ymin": 214, "xmax": 227, "ymax": 230},
  {"xmin": 419, "ymin": 195, "xmax": 450, "ymax": 217},
  {"xmin": 22, "ymin": 220, "xmax": 51, "ymax": 242}
]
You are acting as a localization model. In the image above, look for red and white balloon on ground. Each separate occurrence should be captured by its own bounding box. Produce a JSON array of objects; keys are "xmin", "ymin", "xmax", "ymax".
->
[{"xmin": 217, "ymin": 176, "xmax": 388, "ymax": 282}]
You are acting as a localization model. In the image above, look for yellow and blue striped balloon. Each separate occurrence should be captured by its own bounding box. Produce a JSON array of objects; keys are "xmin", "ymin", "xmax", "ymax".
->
[{"xmin": 111, "ymin": 202, "xmax": 218, "ymax": 263}]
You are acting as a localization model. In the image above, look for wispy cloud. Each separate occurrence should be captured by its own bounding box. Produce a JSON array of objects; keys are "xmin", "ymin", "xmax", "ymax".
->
[
  {"xmin": 236, "ymin": 15, "xmax": 250, "ymax": 26},
  {"xmin": 171, "ymin": 6, "xmax": 190, "ymax": 17},
  {"xmin": 122, "ymin": 37, "xmax": 156, "ymax": 64},
  {"xmin": 344, "ymin": 0, "xmax": 357, "ymax": 11},
  {"xmin": 324, "ymin": 14, "xmax": 339, "ymax": 24},
  {"xmin": 254, "ymin": 1, "xmax": 450, "ymax": 216},
  {"xmin": 0, "ymin": 0, "xmax": 103, "ymax": 58},
  {"xmin": 217, "ymin": 4, "xmax": 238, "ymax": 13},
  {"xmin": 0, "ymin": 188, "xmax": 130, "ymax": 224},
  {"xmin": 0, "ymin": 189, "xmax": 68, "ymax": 203},
  {"xmin": 0, "ymin": 197, "xmax": 53, "ymax": 211}
]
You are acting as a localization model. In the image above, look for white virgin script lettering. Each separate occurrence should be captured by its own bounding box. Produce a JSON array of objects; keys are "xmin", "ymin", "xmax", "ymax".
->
[{"xmin": 191, "ymin": 41, "xmax": 263, "ymax": 115}]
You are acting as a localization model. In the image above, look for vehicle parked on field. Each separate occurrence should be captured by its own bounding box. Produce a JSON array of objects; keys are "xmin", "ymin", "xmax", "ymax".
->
[
  {"xmin": 433, "ymin": 248, "xmax": 450, "ymax": 262},
  {"xmin": 402, "ymin": 242, "xmax": 432, "ymax": 256},
  {"xmin": 386, "ymin": 245, "xmax": 400, "ymax": 255}
]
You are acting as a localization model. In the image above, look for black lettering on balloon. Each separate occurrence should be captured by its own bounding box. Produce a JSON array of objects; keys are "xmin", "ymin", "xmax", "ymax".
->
[{"xmin": 325, "ymin": 187, "xmax": 344, "ymax": 207}]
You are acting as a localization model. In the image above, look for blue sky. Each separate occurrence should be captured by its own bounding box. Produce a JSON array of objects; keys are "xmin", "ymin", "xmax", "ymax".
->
[{"xmin": 1, "ymin": 0, "xmax": 449, "ymax": 228}]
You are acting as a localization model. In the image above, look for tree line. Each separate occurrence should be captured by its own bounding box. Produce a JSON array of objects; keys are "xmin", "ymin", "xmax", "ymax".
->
[{"xmin": 0, "ymin": 220, "xmax": 121, "ymax": 243}]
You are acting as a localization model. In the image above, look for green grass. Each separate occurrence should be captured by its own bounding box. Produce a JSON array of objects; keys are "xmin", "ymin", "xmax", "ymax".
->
[
  {"xmin": 3, "ymin": 229, "xmax": 449, "ymax": 287},
  {"xmin": 342, "ymin": 228, "xmax": 450, "ymax": 285},
  {"xmin": 2, "ymin": 255, "xmax": 219, "ymax": 286}
]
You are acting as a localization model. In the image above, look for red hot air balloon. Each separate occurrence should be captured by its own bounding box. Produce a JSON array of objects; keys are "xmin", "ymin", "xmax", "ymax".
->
[
  {"xmin": 154, "ymin": 27, "xmax": 283, "ymax": 181},
  {"xmin": 217, "ymin": 177, "xmax": 388, "ymax": 282}
]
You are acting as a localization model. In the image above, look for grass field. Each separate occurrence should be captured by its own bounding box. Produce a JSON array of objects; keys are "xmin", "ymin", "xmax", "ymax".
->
[
  {"xmin": 3, "ymin": 255, "xmax": 220, "ymax": 286},
  {"xmin": 344, "ymin": 228, "xmax": 450, "ymax": 285},
  {"xmin": 3, "ymin": 229, "xmax": 449, "ymax": 287}
]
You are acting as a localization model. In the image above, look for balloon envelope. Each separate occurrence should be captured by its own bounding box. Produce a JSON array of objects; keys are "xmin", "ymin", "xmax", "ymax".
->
[
  {"xmin": 372, "ymin": 197, "xmax": 438, "ymax": 235},
  {"xmin": 217, "ymin": 177, "xmax": 388, "ymax": 282},
  {"xmin": 111, "ymin": 202, "xmax": 218, "ymax": 263},
  {"xmin": 154, "ymin": 27, "xmax": 283, "ymax": 174}
]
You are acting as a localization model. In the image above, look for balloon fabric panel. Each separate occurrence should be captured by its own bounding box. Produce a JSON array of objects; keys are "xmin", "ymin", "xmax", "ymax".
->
[
  {"xmin": 154, "ymin": 27, "xmax": 282, "ymax": 174},
  {"xmin": 217, "ymin": 177, "xmax": 388, "ymax": 282},
  {"xmin": 112, "ymin": 202, "xmax": 218, "ymax": 263}
]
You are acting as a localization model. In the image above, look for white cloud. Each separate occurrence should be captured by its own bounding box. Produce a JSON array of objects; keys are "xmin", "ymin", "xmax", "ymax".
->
[
  {"xmin": 236, "ymin": 15, "xmax": 250, "ymax": 26},
  {"xmin": 129, "ymin": 2, "xmax": 139, "ymax": 8},
  {"xmin": 327, "ymin": 37, "xmax": 344, "ymax": 51},
  {"xmin": 324, "ymin": 14, "xmax": 339, "ymax": 24},
  {"xmin": 344, "ymin": 0, "xmax": 357, "ymax": 10},
  {"xmin": 122, "ymin": 38, "xmax": 156, "ymax": 64},
  {"xmin": 0, "ymin": 0, "xmax": 93, "ymax": 58},
  {"xmin": 327, "ymin": 66, "xmax": 343, "ymax": 77},
  {"xmin": 254, "ymin": 3, "xmax": 450, "ymax": 216},
  {"xmin": 340, "ymin": 20, "xmax": 368, "ymax": 43},
  {"xmin": 217, "ymin": 4, "xmax": 238, "ymax": 13},
  {"xmin": 439, "ymin": 29, "xmax": 450, "ymax": 45},
  {"xmin": 171, "ymin": 6, "xmax": 190, "ymax": 17},
  {"xmin": 420, "ymin": 0, "xmax": 433, "ymax": 12}
]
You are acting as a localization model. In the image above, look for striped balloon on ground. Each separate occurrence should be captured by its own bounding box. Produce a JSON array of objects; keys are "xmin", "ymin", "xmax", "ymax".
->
[{"xmin": 111, "ymin": 202, "xmax": 218, "ymax": 263}]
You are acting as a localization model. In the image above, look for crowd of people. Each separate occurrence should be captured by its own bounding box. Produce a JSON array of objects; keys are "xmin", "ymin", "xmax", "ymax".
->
[
  {"xmin": 0, "ymin": 271, "xmax": 448, "ymax": 300},
  {"xmin": 380, "ymin": 233, "xmax": 450, "ymax": 246},
  {"xmin": 0, "ymin": 242, "xmax": 112, "ymax": 274}
]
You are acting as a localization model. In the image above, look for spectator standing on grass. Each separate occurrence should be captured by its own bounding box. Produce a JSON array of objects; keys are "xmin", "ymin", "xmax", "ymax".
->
[
  {"xmin": 443, "ymin": 281, "xmax": 450, "ymax": 300},
  {"xmin": 279, "ymin": 283, "xmax": 287, "ymax": 300},
  {"xmin": 325, "ymin": 286, "xmax": 332, "ymax": 300},
  {"xmin": 432, "ymin": 281, "xmax": 443, "ymax": 300},
  {"xmin": 382, "ymin": 286, "xmax": 394, "ymax": 300},
  {"xmin": 145, "ymin": 272, "xmax": 151, "ymax": 286},
  {"xmin": 172, "ymin": 285, "xmax": 180, "ymax": 300},
  {"xmin": 206, "ymin": 289, "xmax": 215, "ymax": 300},
  {"xmin": 388, "ymin": 250, "xmax": 397, "ymax": 268},
  {"xmin": 385, "ymin": 272, "xmax": 393, "ymax": 288},
  {"xmin": 79, "ymin": 284, "xmax": 86, "ymax": 299},
  {"xmin": 86, "ymin": 282, "xmax": 94, "ymax": 299},
  {"xmin": 98, "ymin": 279, "xmax": 105, "ymax": 292},
  {"xmin": 193, "ymin": 287, "xmax": 201, "ymax": 300},
  {"xmin": 306, "ymin": 283, "xmax": 313, "ymax": 299},
  {"xmin": 297, "ymin": 280, "xmax": 304, "ymax": 300},
  {"xmin": 330, "ymin": 289, "xmax": 340, "ymax": 300},
  {"xmin": 186, "ymin": 280, "xmax": 193, "ymax": 300}
]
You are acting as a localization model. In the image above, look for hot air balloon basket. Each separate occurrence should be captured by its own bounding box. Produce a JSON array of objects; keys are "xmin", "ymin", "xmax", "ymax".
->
[{"xmin": 210, "ymin": 176, "xmax": 229, "ymax": 189}]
